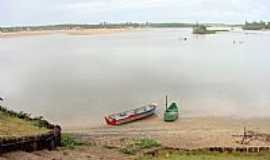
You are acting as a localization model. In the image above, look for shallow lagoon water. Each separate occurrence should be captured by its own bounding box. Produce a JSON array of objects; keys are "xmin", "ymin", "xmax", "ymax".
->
[{"xmin": 1, "ymin": 28, "xmax": 270, "ymax": 128}]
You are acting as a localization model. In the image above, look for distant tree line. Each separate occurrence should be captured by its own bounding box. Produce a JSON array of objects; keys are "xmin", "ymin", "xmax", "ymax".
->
[
  {"xmin": 0, "ymin": 22, "xmax": 195, "ymax": 33},
  {"xmin": 243, "ymin": 21, "xmax": 270, "ymax": 30},
  {"xmin": 2, "ymin": 21, "xmax": 269, "ymax": 33},
  {"xmin": 146, "ymin": 23, "xmax": 194, "ymax": 28}
]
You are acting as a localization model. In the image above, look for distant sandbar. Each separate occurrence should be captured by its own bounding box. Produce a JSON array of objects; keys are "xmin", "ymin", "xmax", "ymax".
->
[{"xmin": 0, "ymin": 28, "xmax": 137, "ymax": 38}]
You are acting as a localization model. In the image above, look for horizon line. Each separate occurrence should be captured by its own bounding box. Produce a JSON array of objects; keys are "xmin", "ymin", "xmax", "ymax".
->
[{"xmin": 0, "ymin": 21, "xmax": 249, "ymax": 28}]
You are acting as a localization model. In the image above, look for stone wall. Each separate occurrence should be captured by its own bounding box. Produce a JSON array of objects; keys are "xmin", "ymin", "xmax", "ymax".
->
[
  {"xmin": 0, "ymin": 126, "xmax": 61, "ymax": 154},
  {"xmin": 0, "ymin": 105, "xmax": 62, "ymax": 154}
]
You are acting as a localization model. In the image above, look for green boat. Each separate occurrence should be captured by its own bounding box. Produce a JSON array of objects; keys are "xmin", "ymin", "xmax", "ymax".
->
[{"xmin": 164, "ymin": 102, "xmax": 179, "ymax": 122}]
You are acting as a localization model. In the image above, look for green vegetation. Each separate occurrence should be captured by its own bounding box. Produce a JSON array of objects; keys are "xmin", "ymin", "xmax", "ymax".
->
[
  {"xmin": 0, "ymin": 105, "xmax": 53, "ymax": 129},
  {"xmin": 61, "ymin": 133, "xmax": 83, "ymax": 149},
  {"xmin": 266, "ymin": 22, "xmax": 270, "ymax": 29},
  {"xmin": 120, "ymin": 138, "xmax": 161, "ymax": 155},
  {"xmin": 243, "ymin": 21, "xmax": 270, "ymax": 30},
  {"xmin": 147, "ymin": 23, "xmax": 194, "ymax": 28},
  {"xmin": 139, "ymin": 150, "xmax": 270, "ymax": 160},
  {"xmin": 0, "ymin": 111, "xmax": 48, "ymax": 138},
  {"xmin": 192, "ymin": 24, "xmax": 216, "ymax": 34}
]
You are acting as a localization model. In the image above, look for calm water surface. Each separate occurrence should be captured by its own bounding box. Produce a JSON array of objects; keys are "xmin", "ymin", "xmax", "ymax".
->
[{"xmin": 1, "ymin": 28, "xmax": 270, "ymax": 128}]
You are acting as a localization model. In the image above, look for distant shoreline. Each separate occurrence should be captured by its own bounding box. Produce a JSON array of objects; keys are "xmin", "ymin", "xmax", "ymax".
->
[
  {"xmin": 0, "ymin": 23, "xmax": 195, "ymax": 38},
  {"xmin": 0, "ymin": 28, "xmax": 140, "ymax": 38},
  {"xmin": 1, "ymin": 22, "xmax": 239, "ymax": 38}
]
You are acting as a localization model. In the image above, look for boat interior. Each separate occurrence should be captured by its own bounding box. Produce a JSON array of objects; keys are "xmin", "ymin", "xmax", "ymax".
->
[{"xmin": 110, "ymin": 105, "xmax": 154, "ymax": 120}]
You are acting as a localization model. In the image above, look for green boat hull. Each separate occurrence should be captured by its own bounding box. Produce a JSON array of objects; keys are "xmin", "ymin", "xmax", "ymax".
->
[{"xmin": 164, "ymin": 102, "xmax": 179, "ymax": 122}]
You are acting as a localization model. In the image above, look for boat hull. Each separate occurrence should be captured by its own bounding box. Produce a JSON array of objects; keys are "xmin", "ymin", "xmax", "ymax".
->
[
  {"xmin": 105, "ymin": 104, "xmax": 156, "ymax": 125},
  {"xmin": 164, "ymin": 102, "xmax": 179, "ymax": 122}
]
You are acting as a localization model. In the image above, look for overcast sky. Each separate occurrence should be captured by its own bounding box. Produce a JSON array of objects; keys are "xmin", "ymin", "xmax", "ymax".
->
[{"xmin": 1, "ymin": 0, "xmax": 270, "ymax": 26}]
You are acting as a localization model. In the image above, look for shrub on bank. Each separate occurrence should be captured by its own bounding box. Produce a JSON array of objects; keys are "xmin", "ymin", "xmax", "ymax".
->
[{"xmin": 61, "ymin": 133, "xmax": 83, "ymax": 149}]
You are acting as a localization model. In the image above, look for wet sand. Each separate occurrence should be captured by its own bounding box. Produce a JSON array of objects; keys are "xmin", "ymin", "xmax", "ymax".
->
[
  {"xmin": 66, "ymin": 116, "xmax": 270, "ymax": 149},
  {"xmin": 0, "ymin": 28, "xmax": 136, "ymax": 38}
]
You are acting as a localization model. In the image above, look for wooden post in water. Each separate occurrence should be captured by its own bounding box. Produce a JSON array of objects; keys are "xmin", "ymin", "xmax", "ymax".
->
[
  {"xmin": 166, "ymin": 95, "xmax": 168, "ymax": 111},
  {"xmin": 241, "ymin": 127, "xmax": 247, "ymax": 144}
]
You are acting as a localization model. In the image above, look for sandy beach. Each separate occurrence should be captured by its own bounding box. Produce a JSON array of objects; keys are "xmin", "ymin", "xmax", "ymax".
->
[
  {"xmin": 2, "ymin": 116, "xmax": 270, "ymax": 160},
  {"xmin": 0, "ymin": 28, "xmax": 136, "ymax": 38},
  {"xmin": 67, "ymin": 116, "xmax": 270, "ymax": 149},
  {"xmin": 0, "ymin": 116, "xmax": 270, "ymax": 160}
]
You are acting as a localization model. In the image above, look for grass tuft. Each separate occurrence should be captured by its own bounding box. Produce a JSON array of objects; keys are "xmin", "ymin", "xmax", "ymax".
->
[
  {"xmin": 120, "ymin": 138, "xmax": 160, "ymax": 155},
  {"xmin": 0, "ymin": 112, "xmax": 48, "ymax": 138},
  {"xmin": 61, "ymin": 133, "xmax": 83, "ymax": 149}
]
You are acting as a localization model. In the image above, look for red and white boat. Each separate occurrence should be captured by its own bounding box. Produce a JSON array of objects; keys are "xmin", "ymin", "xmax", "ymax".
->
[{"xmin": 104, "ymin": 104, "xmax": 157, "ymax": 125}]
